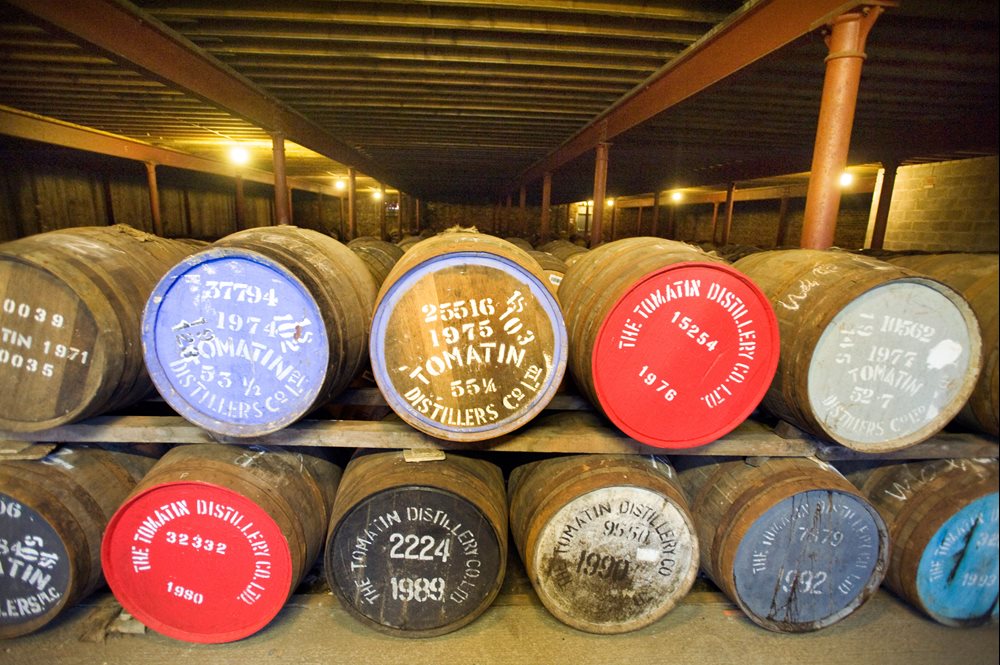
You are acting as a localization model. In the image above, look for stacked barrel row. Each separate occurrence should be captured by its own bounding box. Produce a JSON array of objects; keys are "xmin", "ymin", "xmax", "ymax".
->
[{"xmin": 3, "ymin": 445, "xmax": 996, "ymax": 641}]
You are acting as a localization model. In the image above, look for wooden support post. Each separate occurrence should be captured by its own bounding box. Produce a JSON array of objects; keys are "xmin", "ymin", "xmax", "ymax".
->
[
  {"xmin": 144, "ymin": 162, "xmax": 163, "ymax": 236},
  {"xmin": 868, "ymin": 160, "xmax": 898, "ymax": 250},
  {"xmin": 347, "ymin": 167, "xmax": 357, "ymax": 240},
  {"xmin": 590, "ymin": 142, "xmax": 610, "ymax": 247},
  {"xmin": 722, "ymin": 183, "xmax": 736, "ymax": 245},
  {"xmin": 801, "ymin": 7, "xmax": 883, "ymax": 249},
  {"xmin": 540, "ymin": 172, "xmax": 552, "ymax": 242},
  {"xmin": 272, "ymin": 132, "xmax": 290, "ymax": 225}
]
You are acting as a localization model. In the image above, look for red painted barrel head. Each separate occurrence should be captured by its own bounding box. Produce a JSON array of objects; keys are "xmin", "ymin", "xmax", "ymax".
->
[
  {"xmin": 101, "ymin": 482, "xmax": 292, "ymax": 644},
  {"xmin": 592, "ymin": 263, "xmax": 779, "ymax": 447}
]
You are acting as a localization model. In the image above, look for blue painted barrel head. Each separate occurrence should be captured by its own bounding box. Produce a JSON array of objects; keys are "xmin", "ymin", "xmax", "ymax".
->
[
  {"xmin": 0, "ymin": 492, "xmax": 71, "ymax": 636},
  {"xmin": 732, "ymin": 489, "xmax": 887, "ymax": 631},
  {"xmin": 917, "ymin": 492, "xmax": 999, "ymax": 625},
  {"xmin": 142, "ymin": 248, "xmax": 328, "ymax": 437}
]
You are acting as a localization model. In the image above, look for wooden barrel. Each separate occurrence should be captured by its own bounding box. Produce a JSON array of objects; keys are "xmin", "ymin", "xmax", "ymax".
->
[
  {"xmin": 0, "ymin": 225, "xmax": 200, "ymax": 432},
  {"xmin": 397, "ymin": 235, "xmax": 423, "ymax": 252},
  {"xmin": 369, "ymin": 232, "xmax": 567, "ymax": 441},
  {"xmin": 347, "ymin": 236, "xmax": 405, "ymax": 288},
  {"xmin": 527, "ymin": 250, "xmax": 568, "ymax": 294},
  {"xmin": 324, "ymin": 451, "xmax": 506, "ymax": 637},
  {"xmin": 508, "ymin": 454, "xmax": 698, "ymax": 634},
  {"xmin": 142, "ymin": 226, "xmax": 377, "ymax": 437},
  {"xmin": 0, "ymin": 447, "xmax": 155, "ymax": 638},
  {"xmin": 503, "ymin": 236, "xmax": 534, "ymax": 252},
  {"xmin": 734, "ymin": 250, "xmax": 983, "ymax": 452},
  {"xmin": 674, "ymin": 456, "xmax": 889, "ymax": 632},
  {"xmin": 559, "ymin": 237, "xmax": 779, "ymax": 448},
  {"xmin": 101, "ymin": 444, "xmax": 339, "ymax": 644},
  {"xmin": 845, "ymin": 459, "xmax": 998, "ymax": 627},
  {"xmin": 886, "ymin": 253, "xmax": 998, "ymax": 437},
  {"xmin": 538, "ymin": 239, "xmax": 588, "ymax": 267}
]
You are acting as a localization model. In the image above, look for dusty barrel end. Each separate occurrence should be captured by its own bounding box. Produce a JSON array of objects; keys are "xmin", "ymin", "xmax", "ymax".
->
[
  {"xmin": 847, "ymin": 459, "xmax": 999, "ymax": 627},
  {"xmin": 735, "ymin": 250, "xmax": 983, "ymax": 452},
  {"xmin": 369, "ymin": 233, "xmax": 568, "ymax": 441},
  {"xmin": 560, "ymin": 237, "xmax": 779, "ymax": 448},
  {"xmin": 508, "ymin": 454, "xmax": 699, "ymax": 634},
  {"xmin": 100, "ymin": 444, "xmax": 339, "ymax": 644},
  {"xmin": 676, "ymin": 456, "xmax": 890, "ymax": 633},
  {"xmin": 0, "ymin": 447, "xmax": 155, "ymax": 639},
  {"xmin": 0, "ymin": 226, "xmax": 199, "ymax": 432},
  {"xmin": 324, "ymin": 451, "xmax": 507, "ymax": 637},
  {"xmin": 143, "ymin": 227, "xmax": 375, "ymax": 438}
]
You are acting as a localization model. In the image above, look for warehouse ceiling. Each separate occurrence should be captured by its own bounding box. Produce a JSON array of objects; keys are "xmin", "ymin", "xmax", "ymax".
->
[{"xmin": 0, "ymin": 0, "xmax": 997, "ymax": 204}]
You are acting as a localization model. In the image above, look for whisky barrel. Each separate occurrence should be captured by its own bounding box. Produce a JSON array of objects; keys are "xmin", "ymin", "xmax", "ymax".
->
[
  {"xmin": 734, "ymin": 250, "xmax": 982, "ymax": 452},
  {"xmin": 142, "ymin": 226, "xmax": 377, "ymax": 437},
  {"xmin": 674, "ymin": 456, "xmax": 889, "ymax": 632},
  {"xmin": 527, "ymin": 250, "xmax": 568, "ymax": 294},
  {"xmin": 0, "ymin": 447, "xmax": 155, "ymax": 638},
  {"xmin": 508, "ymin": 454, "xmax": 698, "ymax": 634},
  {"xmin": 845, "ymin": 459, "xmax": 998, "ymax": 627},
  {"xmin": 347, "ymin": 236, "xmax": 405, "ymax": 288},
  {"xmin": 503, "ymin": 236, "xmax": 534, "ymax": 252},
  {"xmin": 559, "ymin": 237, "xmax": 779, "ymax": 448},
  {"xmin": 101, "ymin": 444, "xmax": 340, "ymax": 644},
  {"xmin": 369, "ymin": 232, "xmax": 567, "ymax": 441},
  {"xmin": 397, "ymin": 235, "xmax": 423, "ymax": 252},
  {"xmin": 0, "ymin": 225, "xmax": 200, "ymax": 432},
  {"xmin": 324, "ymin": 451, "xmax": 506, "ymax": 637},
  {"xmin": 886, "ymin": 253, "xmax": 998, "ymax": 437},
  {"xmin": 538, "ymin": 239, "xmax": 588, "ymax": 267}
]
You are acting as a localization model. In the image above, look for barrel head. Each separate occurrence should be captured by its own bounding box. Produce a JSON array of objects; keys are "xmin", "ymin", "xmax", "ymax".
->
[
  {"xmin": 142, "ymin": 248, "xmax": 329, "ymax": 437},
  {"xmin": 591, "ymin": 262, "xmax": 779, "ymax": 447},
  {"xmin": 101, "ymin": 481, "xmax": 293, "ymax": 644}
]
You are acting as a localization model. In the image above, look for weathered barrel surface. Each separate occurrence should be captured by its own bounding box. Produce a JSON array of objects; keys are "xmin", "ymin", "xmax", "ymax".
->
[
  {"xmin": 324, "ymin": 451, "xmax": 506, "ymax": 637},
  {"xmin": 559, "ymin": 237, "xmax": 779, "ymax": 448},
  {"xmin": 503, "ymin": 236, "xmax": 534, "ymax": 252},
  {"xmin": 347, "ymin": 236, "xmax": 405, "ymax": 288},
  {"xmin": 101, "ymin": 444, "xmax": 340, "ymax": 644},
  {"xmin": 527, "ymin": 250, "xmax": 568, "ymax": 294},
  {"xmin": 142, "ymin": 226, "xmax": 376, "ymax": 437},
  {"xmin": 674, "ymin": 456, "xmax": 889, "ymax": 632},
  {"xmin": 1, "ymin": 447, "xmax": 155, "ymax": 639},
  {"xmin": 0, "ymin": 225, "xmax": 200, "ymax": 432},
  {"xmin": 887, "ymin": 253, "xmax": 998, "ymax": 437},
  {"xmin": 735, "ymin": 250, "xmax": 982, "ymax": 452},
  {"xmin": 846, "ymin": 458, "xmax": 998, "ymax": 627},
  {"xmin": 538, "ymin": 239, "xmax": 589, "ymax": 267},
  {"xmin": 508, "ymin": 454, "xmax": 698, "ymax": 634},
  {"xmin": 369, "ymin": 232, "xmax": 567, "ymax": 441}
]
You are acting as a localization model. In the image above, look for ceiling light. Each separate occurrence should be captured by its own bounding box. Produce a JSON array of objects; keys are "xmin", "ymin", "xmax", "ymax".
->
[
  {"xmin": 228, "ymin": 146, "xmax": 250, "ymax": 166},
  {"xmin": 671, "ymin": 191, "xmax": 683, "ymax": 202},
  {"xmin": 839, "ymin": 171, "xmax": 855, "ymax": 187}
]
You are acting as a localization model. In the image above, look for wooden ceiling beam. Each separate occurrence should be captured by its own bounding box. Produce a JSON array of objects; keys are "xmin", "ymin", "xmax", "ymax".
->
[
  {"xmin": 6, "ymin": 0, "xmax": 403, "ymax": 192},
  {"xmin": 515, "ymin": 0, "xmax": 892, "ymax": 188}
]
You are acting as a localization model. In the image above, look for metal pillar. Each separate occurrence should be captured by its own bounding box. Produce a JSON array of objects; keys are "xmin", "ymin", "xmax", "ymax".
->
[
  {"xmin": 540, "ymin": 172, "xmax": 552, "ymax": 242},
  {"xmin": 347, "ymin": 167, "xmax": 357, "ymax": 240},
  {"xmin": 144, "ymin": 161, "xmax": 163, "ymax": 236},
  {"xmin": 589, "ymin": 142, "xmax": 610, "ymax": 247},
  {"xmin": 272, "ymin": 132, "xmax": 290, "ymax": 225},
  {"xmin": 868, "ymin": 160, "xmax": 898, "ymax": 250}
]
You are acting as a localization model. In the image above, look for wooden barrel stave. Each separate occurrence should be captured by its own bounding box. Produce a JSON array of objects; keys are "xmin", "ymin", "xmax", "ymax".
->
[
  {"xmin": 735, "ymin": 249, "xmax": 983, "ymax": 451},
  {"xmin": 0, "ymin": 447, "xmax": 156, "ymax": 638},
  {"xmin": 675, "ymin": 456, "xmax": 890, "ymax": 632},
  {"xmin": 508, "ymin": 454, "xmax": 698, "ymax": 634},
  {"xmin": 347, "ymin": 236, "xmax": 405, "ymax": 288},
  {"xmin": 324, "ymin": 451, "xmax": 507, "ymax": 637}
]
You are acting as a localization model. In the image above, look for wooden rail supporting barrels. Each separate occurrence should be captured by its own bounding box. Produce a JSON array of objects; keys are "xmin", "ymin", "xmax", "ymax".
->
[
  {"xmin": 886, "ymin": 254, "xmax": 999, "ymax": 437},
  {"xmin": 527, "ymin": 250, "xmax": 568, "ymax": 294},
  {"xmin": 734, "ymin": 250, "xmax": 983, "ymax": 452},
  {"xmin": 347, "ymin": 236, "xmax": 405, "ymax": 288},
  {"xmin": 369, "ymin": 232, "xmax": 567, "ymax": 441},
  {"xmin": 0, "ymin": 225, "xmax": 200, "ymax": 432},
  {"xmin": 324, "ymin": 451, "xmax": 506, "ymax": 637},
  {"xmin": 674, "ymin": 456, "xmax": 889, "ymax": 632},
  {"xmin": 101, "ymin": 444, "xmax": 339, "ymax": 643},
  {"xmin": 142, "ymin": 226, "xmax": 377, "ymax": 437},
  {"xmin": 508, "ymin": 455, "xmax": 698, "ymax": 634},
  {"xmin": 0, "ymin": 447, "xmax": 155, "ymax": 638},
  {"xmin": 538, "ymin": 239, "xmax": 589, "ymax": 267},
  {"xmin": 559, "ymin": 237, "xmax": 779, "ymax": 448},
  {"xmin": 845, "ymin": 459, "xmax": 998, "ymax": 627}
]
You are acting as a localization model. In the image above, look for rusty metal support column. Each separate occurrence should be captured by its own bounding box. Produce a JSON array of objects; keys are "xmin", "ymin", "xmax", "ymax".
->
[
  {"xmin": 518, "ymin": 185, "xmax": 527, "ymax": 237},
  {"xmin": 272, "ymin": 132, "xmax": 290, "ymax": 225},
  {"xmin": 651, "ymin": 190, "xmax": 661, "ymax": 237},
  {"xmin": 709, "ymin": 201, "xmax": 720, "ymax": 244},
  {"xmin": 802, "ymin": 7, "xmax": 883, "ymax": 249},
  {"xmin": 868, "ymin": 160, "xmax": 898, "ymax": 250},
  {"xmin": 415, "ymin": 197, "xmax": 422, "ymax": 232},
  {"xmin": 775, "ymin": 191, "xmax": 791, "ymax": 246},
  {"xmin": 144, "ymin": 161, "xmax": 163, "ymax": 236},
  {"xmin": 338, "ymin": 195, "xmax": 345, "ymax": 239},
  {"xmin": 234, "ymin": 173, "xmax": 246, "ymax": 231},
  {"xmin": 636, "ymin": 206, "xmax": 644, "ymax": 236},
  {"xmin": 540, "ymin": 172, "xmax": 552, "ymax": 242},
  {"xmin": 590, "ymin": 142, "xmax": 610, "ymax": 247},
  {"xmin": 609, "ymin": 200, "xmax": 618, "ymax": 240},
  {"xmin": 667, "ymin": 201, "xmax": 676, "ymax": 239},
  {"xmin": 347, "ymin": 167, "xmax": 357, "ymax": 240},
  {"xmin": 721, "ymin": 183, "xmax": 736, "ymax": 245},
  {"xmin": 378, "ymin": 182, "xmax": 387, "ymax": 240},
  {"xmin": 398, "ymin": 192, "xmax": 406, "ymax": 239}
]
